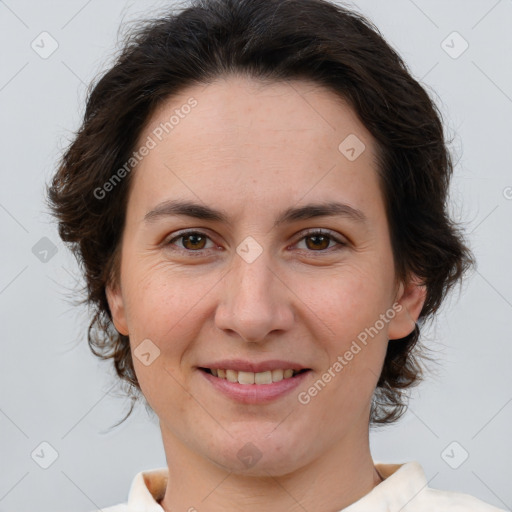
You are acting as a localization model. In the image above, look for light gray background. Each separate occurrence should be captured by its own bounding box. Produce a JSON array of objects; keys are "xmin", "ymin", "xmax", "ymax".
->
[{"xmin": 1, "ymin": 0, "xmax": 511, "ymax": 510}]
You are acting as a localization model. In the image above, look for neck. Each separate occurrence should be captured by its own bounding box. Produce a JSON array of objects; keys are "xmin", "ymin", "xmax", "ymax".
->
[{"xmin": 158, "ymin": 422, "xmax": 382, "ymax": 512}]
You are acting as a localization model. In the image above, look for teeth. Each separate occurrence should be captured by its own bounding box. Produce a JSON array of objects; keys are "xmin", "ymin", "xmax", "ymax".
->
[
  {"xmin": 226, "ymin": 369, "xmax": 238, "ymax": 383},
  {"xmin": 255, "ymin": 371, "xmax": 272, "ymax": 384},
  {"xmin": 238, "ymin": 371, "xmax": 255, "ymax": 385},
  {"xmin": 272, "ymin": 369, "xmax": 283, "ymax": 382},
  {"xmin": 208, "ymin": 368, "xmax": 303, "ymax": 384}
]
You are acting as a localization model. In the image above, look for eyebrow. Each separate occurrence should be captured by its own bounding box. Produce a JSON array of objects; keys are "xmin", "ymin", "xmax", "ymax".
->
[{"xmin": 143, "ymin": 199, "xmax": 368, "ymax": 227}]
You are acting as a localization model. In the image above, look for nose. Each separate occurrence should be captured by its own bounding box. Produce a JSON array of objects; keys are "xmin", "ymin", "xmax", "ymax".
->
[{"xmin": 214, "ymin": 248, "xmax": 295, "ymax": 343}]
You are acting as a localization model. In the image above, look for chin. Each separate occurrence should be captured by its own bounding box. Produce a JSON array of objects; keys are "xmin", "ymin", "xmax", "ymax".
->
[
  {"xmin": 206, "ymin": 433, "xmax": 310, "ymax": 477},
  {"xmin": 215, "ymin": 452, "xmax": 304, "ymax": 477}
]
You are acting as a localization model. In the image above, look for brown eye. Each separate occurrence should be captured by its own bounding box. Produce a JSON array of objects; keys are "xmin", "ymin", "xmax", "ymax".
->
[
  {"xmin": 167, "ymin": 231, "xmax": 214, "ymax": 251},
  {"xmin": 305, "ymin": 234, "xmax": 331, "ymax": 251},
  {"xmin": 182, "ymin": 233, "xmax": 207, "ymax": 250},
  {"xmin": 295, "ymin": 230, "xmax": 346, "ymax": 252}
]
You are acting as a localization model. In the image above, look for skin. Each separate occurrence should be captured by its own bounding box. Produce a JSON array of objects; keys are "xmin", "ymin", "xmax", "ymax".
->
[{"xmin": 106, "ymin": 75, "xmax": 426, "ymax": 512}]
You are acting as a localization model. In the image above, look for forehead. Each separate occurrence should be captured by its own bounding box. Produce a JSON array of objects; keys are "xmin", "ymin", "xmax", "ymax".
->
[
  {"xmin": 129, "ymin": 75, "xmax": 382, "ymax": 217},
  {"xmin": 143, "ymin": 75, "xmax": 372, "ymax": 151}
]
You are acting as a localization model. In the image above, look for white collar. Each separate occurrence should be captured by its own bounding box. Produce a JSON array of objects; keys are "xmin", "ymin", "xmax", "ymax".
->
[{"xmin": 126, "ymin": 461, "xmax": 427, "ymax": 511}]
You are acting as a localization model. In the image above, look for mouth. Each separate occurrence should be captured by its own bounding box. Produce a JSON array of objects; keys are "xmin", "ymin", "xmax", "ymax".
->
[{"xmin": 199, "ymin": 367, "xmax": 310, "ymax": 385}]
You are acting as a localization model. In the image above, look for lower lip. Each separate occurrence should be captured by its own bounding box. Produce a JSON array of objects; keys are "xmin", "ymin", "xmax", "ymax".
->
[{"xmin": 198, "ymin": 369, "xmax": 311, "ymax": 404}]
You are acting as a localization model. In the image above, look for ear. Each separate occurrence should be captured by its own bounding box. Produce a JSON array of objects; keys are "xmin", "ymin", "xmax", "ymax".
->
[
  {"xmin": 105, "ymin": 281, "xmax": 129, "ymax": 336},
  {"xmin": 387, "ymin": 274, "xmax": 426, "ymax": 340}
]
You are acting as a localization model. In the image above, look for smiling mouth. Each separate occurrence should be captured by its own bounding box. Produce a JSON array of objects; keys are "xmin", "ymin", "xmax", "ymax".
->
[{"xmin": 199, "ymin": 368, "xmax": 310, "ymax": 385}]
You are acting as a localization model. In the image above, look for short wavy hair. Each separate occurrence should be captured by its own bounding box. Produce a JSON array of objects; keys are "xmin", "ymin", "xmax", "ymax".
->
[{"xmin": 47, "ymin": 0, "xmax": 473, "ymax": 427}]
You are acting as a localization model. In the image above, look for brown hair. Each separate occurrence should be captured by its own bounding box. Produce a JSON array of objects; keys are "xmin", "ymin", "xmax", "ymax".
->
[{"xmin": 47, "ymin": 0, "xmax": 473, "ymax": 426}]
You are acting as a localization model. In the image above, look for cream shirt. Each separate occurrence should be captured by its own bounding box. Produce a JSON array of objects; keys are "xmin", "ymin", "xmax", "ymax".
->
[{"xmin": 100, "ymin": 461, "xmax": 506, "ymax": 511}]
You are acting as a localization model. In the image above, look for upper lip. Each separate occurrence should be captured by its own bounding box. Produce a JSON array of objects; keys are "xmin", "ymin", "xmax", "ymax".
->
[{"xmin": 198, "ymin": 359, "xmax": 310, "ymax": 373}]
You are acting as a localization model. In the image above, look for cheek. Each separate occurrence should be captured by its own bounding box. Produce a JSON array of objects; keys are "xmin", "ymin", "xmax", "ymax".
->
[
  {"xmin": 121, "ymin": 257, "xmax": 196, "ymax": 330},
  {"xmin": 121, "ymin": 259, "xmax": 220, "ymax": 370},
  {"xmin": 123, "ymin": 267, "xmax": 201, "ymax": 407},
  {"xmin": 298, "ymin": 263, "xmax": 394, "ymax": 341}
]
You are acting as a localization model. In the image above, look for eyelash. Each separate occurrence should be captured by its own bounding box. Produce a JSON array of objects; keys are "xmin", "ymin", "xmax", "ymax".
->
[{"xmin": 165, "ymin": 229, "xmax": 347, "ymax": 255}]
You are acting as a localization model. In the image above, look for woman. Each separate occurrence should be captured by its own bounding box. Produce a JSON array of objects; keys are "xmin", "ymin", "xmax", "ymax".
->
[{"xmin": 47, "ymin": 0, "xmax": 504, "ymax": 510}]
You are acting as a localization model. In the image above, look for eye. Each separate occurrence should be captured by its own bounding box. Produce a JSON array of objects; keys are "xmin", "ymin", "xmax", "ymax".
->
[
  {"xmin": 165, "ymin": 228, "xmax": 346, "ymax": 255},
  {"xmin": 294, "ymin": 229, "xmax": 346, "ymax": 252},
  {"xmin": 166, "ymin": 230, "xmax": 216, "ymax": 252}
]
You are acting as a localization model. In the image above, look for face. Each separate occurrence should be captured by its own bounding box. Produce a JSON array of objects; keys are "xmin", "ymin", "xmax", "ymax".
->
[{"xmin": 107, "ymin": 75, "xmax": 425, "ymax": 476}]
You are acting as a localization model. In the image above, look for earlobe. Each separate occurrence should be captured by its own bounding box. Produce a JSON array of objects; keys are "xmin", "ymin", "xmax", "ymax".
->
[
  {"xmin": 387, "ymin": 275, "xmax": 427, "ymax": 340},
  {"xmin": 105, "ymin": 282, "xmax": 129, "ymax": 336}
]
